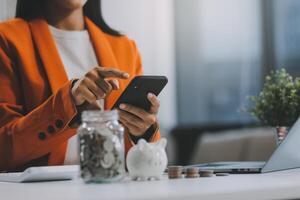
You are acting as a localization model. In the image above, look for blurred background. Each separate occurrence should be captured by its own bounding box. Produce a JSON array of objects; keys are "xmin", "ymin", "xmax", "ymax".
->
[{"xmin": 1, "ymin": 0, "xmax": 300, "ymax": 165}]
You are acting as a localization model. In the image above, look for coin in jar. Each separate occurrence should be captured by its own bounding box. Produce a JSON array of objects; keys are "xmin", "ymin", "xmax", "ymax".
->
[
  {"xmin": 101, "ymin": 152, "xmax": 116, "ymax": 169},
  {"xmin": 103, "ymin": 139, "xmax": 114, "ymax": 152}
]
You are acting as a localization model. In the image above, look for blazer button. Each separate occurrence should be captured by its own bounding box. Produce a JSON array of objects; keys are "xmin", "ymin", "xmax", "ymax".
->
[
  {"xmin": 55, "ymin": 119, "xmax": 64, "ymax": 129},
  {"xmin": 38, "ymin": 132, "xmax": 46, "ymax": 140},
  {"xmin": 47, "ymin": 125, "xmax": 55, "ymax": 134}
]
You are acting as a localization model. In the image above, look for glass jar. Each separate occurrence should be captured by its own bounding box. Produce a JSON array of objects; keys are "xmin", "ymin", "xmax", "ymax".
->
[{"xmin": 78, "ymin": 110, "xmax": 125, "ymax": 183}]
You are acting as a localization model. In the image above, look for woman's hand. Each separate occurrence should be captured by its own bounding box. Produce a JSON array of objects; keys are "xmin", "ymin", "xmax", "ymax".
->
[
  {"xmin": 118, "ymin": 93, "xmax": 160, "ymax": 137},
  {"xmin": 71, "ymin": 67, "xmax": 129, "ymax": 106}
]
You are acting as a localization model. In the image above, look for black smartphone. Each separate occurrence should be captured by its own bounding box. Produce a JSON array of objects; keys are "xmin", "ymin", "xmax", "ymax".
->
[{"xmin": 112, "ymin": 76, "xmax": 168, "ymax": 111}]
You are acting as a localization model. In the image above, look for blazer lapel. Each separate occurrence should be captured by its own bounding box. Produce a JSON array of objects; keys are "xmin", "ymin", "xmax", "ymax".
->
[
  {"xmin": 29, "ymin": 18, "xmax": 121, "ymax": 109},
  {"xmin": 85, "ymin": 18, "xmax": 121, "ymax": 110},
  {"xmin": 29, "ymin": 19, "xmax": 68, "ymax": 93}
]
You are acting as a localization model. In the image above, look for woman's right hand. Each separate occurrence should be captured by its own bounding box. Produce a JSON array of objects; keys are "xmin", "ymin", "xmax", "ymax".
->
[{"xmin": 71, "ymin": 67, "xmax": 129, "ymax": 106}]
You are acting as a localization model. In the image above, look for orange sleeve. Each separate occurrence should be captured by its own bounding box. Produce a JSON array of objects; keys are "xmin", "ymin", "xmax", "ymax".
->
[
  {"xmin": 124, "ymin": 40, "xmax": 161, "ymax": 154},
  {"xmin": 0, "ymin": 33, "xmax": 77, "ymax": 171}
]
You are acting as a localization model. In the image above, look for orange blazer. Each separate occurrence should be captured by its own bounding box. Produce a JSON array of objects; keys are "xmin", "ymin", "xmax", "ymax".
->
[{"xmin": 0, "ymin": 17, "xmax": 160, "ymax": 171}]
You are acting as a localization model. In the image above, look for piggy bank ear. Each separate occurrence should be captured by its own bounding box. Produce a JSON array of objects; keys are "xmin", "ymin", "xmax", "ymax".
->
[
  {"xmin": 137, "ymin": 139, "xmax": 147, "ymax": 151},
  {"xmin": 156, "ymin": 138, "xmax": 167, "ymax": 149}
]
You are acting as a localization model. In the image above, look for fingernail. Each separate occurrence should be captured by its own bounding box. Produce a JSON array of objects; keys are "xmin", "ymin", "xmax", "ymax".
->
[
  {"xmin": 123, "ymin": 73, "xmax": 129, "ymax": 78},
  {"xmin": 114, "ymin": 80, "xmax": 120, "ymax": 89},
  {"xmin": 148, "ymin": 93, "xmax": 154, "ymax": 98},
  {"xmin": 120, "ymin": 104, "xmax": 126, "ymax": 109}
]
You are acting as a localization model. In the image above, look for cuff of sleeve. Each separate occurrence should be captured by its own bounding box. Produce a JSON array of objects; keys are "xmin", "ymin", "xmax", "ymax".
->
[
  {"xmin": 68, "ymin": 102, "xmax": 90, "ymax": 128},
  {"xmin": 129, "ymin": 122, "xmax": 159, "ymax": 144},
  {"xmin": 68, "ymin": 79, "xmax": 81, "ymax": 128}
]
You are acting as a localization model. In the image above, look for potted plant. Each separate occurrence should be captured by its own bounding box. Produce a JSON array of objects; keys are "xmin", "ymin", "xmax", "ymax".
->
[{"xmin": 249, "ymin": 69, "xmax": 300, "ymax": 145}]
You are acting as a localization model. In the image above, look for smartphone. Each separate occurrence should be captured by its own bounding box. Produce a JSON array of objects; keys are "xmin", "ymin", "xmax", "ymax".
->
[{"xmin": 112, "ymin": 76, "xmax": 168, "ymax": 111}]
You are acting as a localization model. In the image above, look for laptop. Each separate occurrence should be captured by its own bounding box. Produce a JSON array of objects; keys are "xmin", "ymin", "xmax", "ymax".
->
[{"xmin": 188, "ymin": 116, "xmax": 300, "ymax": 174}]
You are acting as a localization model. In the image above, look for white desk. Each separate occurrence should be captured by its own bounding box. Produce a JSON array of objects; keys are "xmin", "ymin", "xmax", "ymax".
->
[{"xmin": 1, "ymin": 169, "xmax": 300, "ymax": 200}]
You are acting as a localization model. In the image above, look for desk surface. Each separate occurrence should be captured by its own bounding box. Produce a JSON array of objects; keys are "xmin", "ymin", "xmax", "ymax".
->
[{"xmin": 1, "ymin": 169, "xmax": 300, "ymax": 200}]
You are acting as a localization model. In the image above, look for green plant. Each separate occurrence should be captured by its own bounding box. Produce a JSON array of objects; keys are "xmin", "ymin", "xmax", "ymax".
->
[{"xmin": 249, "ymin": 69, "xmax": 300, "ymax": 127}]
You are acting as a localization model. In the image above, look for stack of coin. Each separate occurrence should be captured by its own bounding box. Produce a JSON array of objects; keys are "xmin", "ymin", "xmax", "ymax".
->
[
  {"xmin": 185, "ymin": 167, "xmax": 199, "ymax": 178},
  {"xmin": 168, "ymin": 166, "xmax": 183, "ymax": 179},
  {"xmin": 199, "ymin": 170, "xmax": 214, "ymax": 177}
]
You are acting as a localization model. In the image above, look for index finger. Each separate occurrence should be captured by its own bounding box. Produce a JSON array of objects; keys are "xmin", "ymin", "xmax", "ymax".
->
[{"xmin": 96, "ymin": 67, "xmax": 129, "ymax": 79}]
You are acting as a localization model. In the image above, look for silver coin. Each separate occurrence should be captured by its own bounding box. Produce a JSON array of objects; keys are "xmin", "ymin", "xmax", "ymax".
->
[
  {"xmin": 200, "ymin": 174, "xmax": 214, "ymax": 177},
  {"xmin": 103, "ymin": 139, "xmax": 114, "ymax": 152},
  {"xmin": 99, "ymin": 128, "xmax": 112, "ymax": 136},
  {"xmin": 101, "ymin": 152, "xmax": 116, "ymax": 169},
  {"xmin": 216, "ymin": 173, "xmax": 229, "ymax": 176}
]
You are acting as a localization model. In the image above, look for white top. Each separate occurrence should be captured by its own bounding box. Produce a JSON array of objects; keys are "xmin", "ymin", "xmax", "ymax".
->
[
  {"xmin": 49, "ymin": 25, "xmax": 103, "ymax": 165},
  {"xmin": 2, "ymin": 169, "xmax": 300, "ymax": 200}
]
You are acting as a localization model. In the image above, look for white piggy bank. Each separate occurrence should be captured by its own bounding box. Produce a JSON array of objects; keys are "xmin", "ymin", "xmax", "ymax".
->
[{"xmin": 126, "ymin": 138, "xmax": 168, "ymax": 181}]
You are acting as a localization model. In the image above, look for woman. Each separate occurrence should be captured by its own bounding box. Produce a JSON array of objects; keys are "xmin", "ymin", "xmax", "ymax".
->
[{"xmin": 0, "ymin": 0, "xmax": 161, "ymax": 172}]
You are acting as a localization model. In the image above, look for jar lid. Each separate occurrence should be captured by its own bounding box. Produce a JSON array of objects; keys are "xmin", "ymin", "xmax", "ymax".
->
[{"xmin": 81, "ymin": 110, "xmax": 119, "ymax": 122}]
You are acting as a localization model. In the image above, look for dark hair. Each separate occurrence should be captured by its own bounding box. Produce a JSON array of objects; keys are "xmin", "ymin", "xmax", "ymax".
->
[{"xmin": 15, "ymin": 0, "xmax": 121, "ymax": 36}]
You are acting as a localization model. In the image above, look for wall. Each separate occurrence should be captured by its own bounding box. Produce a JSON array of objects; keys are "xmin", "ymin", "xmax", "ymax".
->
[
  {"xmin": 0, "ymin": 0, "xmax": 16, "ymax": 20},
  {"xmin": 272, "ymin": 0, "xmax": 300, "ymax": 75}
]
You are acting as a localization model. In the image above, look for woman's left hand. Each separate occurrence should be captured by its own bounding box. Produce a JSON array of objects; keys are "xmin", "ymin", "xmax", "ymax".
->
[{"xmin": 118, "ymin": 93, "xmax": 159, "ymax": 137}]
